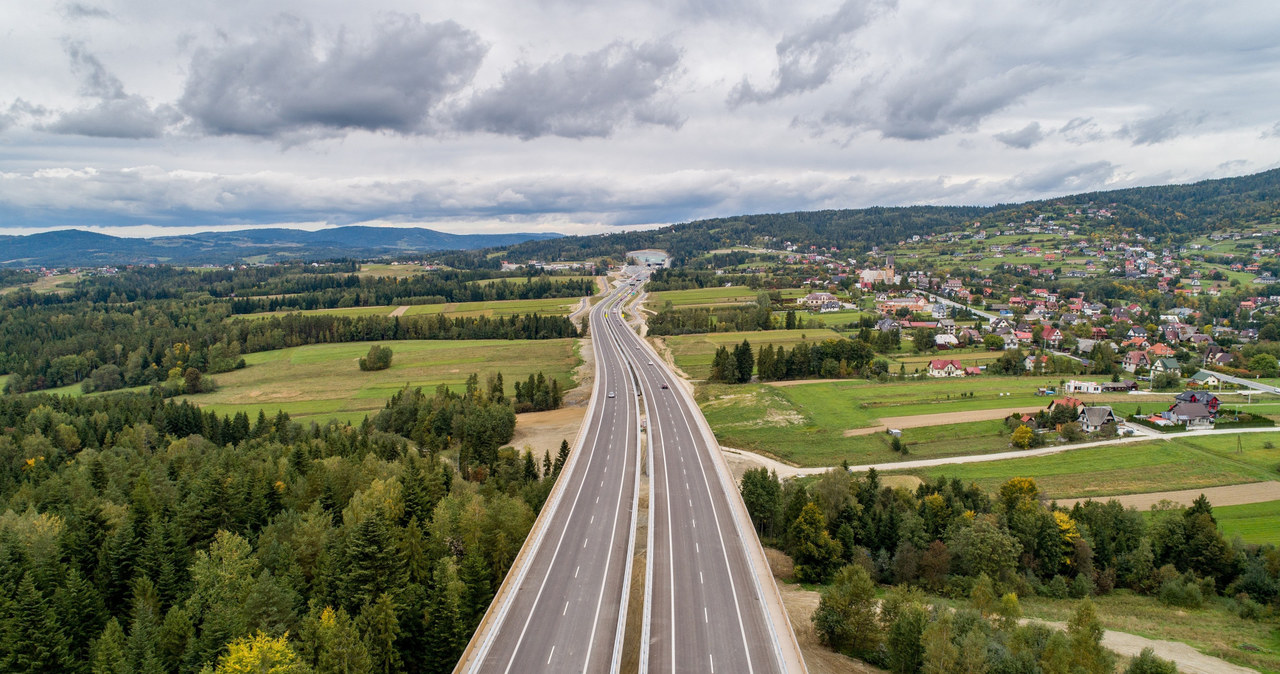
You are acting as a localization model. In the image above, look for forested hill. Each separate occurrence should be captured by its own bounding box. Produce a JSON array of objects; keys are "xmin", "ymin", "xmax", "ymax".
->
[
  {"xmin": 456, "ymin": 167, "xmax": 1280, "ymax": 266},
  {"xmin": 0, "ymin": 226, "xmax": 562, "ymax": 268}
]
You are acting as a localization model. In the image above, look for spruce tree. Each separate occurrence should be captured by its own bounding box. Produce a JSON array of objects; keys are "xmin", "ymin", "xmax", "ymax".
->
[
  {"xmin": 4, "ymin": 572, "xmax": 69, "ymax": 673},
  {"xmin": 359, "ymin": 594, "xmax": 401, "ymax": 674}
]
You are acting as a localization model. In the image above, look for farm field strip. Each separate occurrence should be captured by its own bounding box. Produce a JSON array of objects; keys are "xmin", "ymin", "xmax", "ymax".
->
[
  {"xmin": 181, "ymin": 338, "xmax": 581, "ymax": 424},
  {"xmin": 894, "ymin": 432, "xmax": 1280, "ymax": 500}
]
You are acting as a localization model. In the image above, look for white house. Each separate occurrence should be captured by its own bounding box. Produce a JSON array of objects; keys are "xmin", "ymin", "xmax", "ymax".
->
[{"xmin": 1065, "ymin": 380, "xmax": 1102, "ymax": 394}]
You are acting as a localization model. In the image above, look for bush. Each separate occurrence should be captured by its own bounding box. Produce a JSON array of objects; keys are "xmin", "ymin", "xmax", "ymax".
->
[
  {"xmin": 1069, "ymin": 573, "xmax": 1095, "ymax": 599},
  {"xmin": 1158, "ymin": 577, "xmax": 1204, "ymax": 609},
  {"xmin": 359, "ymin": 344, "xmax": 394, "ymax": 371},
  {"xmin": 1042, "ymin": 575, "xmax": 1070, "ymax": 599},
  {"xmin": 1124, "ymin": 648, "xmax": 1179, "ymax": 674}
]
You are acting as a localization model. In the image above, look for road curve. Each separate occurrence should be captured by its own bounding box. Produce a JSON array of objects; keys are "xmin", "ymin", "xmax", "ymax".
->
[{"xmin": 457, "ymin": 282, "xmax": 641, "ymax": 673}]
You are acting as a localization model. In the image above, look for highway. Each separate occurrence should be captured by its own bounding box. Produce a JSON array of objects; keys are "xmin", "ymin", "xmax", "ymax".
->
[
  {"xmin": 611, "ymin": 273, "xmax": 804, "ymax": 673},
  {"xmin": 459, "ymin": 283, "xmax": 642, "ymax": 673},
  {"xmin": 459, "ymin": 270, "xmax": 804, "ymax": 673}
]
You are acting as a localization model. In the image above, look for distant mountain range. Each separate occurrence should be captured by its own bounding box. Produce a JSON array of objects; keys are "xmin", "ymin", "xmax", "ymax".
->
[{"xmin": 0, "ymin": 226, "xmax": 563, "ymax": 267}]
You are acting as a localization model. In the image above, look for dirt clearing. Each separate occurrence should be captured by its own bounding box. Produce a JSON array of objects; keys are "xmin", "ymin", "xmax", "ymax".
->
[
  {"xmin": 1056, "ymin": 481, "xmax": 1280, "ymax": 510},
  {"xmin": 843, "ymin": 406, "xmax": 1043, "ymax": 436},
  {"xmin": 388, "ymin": 305, "xmax": 409, "ymax": 317},
  {"xmin": 765, "ymin": 548, "xmax": 888, "ymax": 674}
]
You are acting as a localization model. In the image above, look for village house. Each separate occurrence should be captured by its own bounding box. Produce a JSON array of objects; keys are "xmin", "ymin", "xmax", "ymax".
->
[
  {"xmin": 800, "ymin": 292, "xmax": 839, "ymax": 308},
  {"xmin": 1064, "ymin": 380, "xmax": 1103, "ymax": 394},
  {"xmin": 1078, "ymin": 406, "xmax": 1116, "ymax": 433},
  {"xmin": 1122, "ymin": 350, "xmax": 1150, "ymax": 373},
  {"xmin": 927, "ymin": 359, "xmax": 964, "ymax": 377},
  {"xmin": 1150, "ymin": 357, "xmax": 1181, "ymax": 377},
  {"xmin": 1188, "ymin": 370, "xmax": 1222, "ymax": 388},
  {"xmin": 1163, "ymin": 401, "xmax": 1214, "ymax": 429}
]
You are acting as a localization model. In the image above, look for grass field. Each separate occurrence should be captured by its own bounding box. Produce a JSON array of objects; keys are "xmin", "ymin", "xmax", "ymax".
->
[
  {"xmin": 645, "ymin": 286, "xmax": 807, "ymax": 310},
  {"xmin": 401, "ymin": 297, "xmax": 582, "ymax": 318},
  {"xmin": 656, "ymin": 329, "xmax": 842, "ymax": 379},
  {"xmin": 895, "ymin": 432, "xmax": 1280, "ymax": 500},
  {"xmin": 355, "ymin": 263, "xmax": 429, "ymax": 278},
  {"xmin": 241, "ymin": 296, "xmax": 584, "ymax": 320},
  {"xmin": 1213, "ymin": 500, "xmax": 1280, "ymax": 544},
  {"xmin": 0, "ymin": 272, "xmax": 82, "ymax": 295},
  {"xmin": 696, "ymin": 376, "xmax": 1177, "ymax": 467},
  {"xmin": 180, "ymin": 338, "xmax": 581, "ymax": 425},
  {"xmin": 468, "ymin": 275, "xmax": 596, "ymax": 286}
]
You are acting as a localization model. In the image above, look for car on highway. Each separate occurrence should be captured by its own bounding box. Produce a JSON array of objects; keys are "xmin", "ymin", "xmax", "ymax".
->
[
  {"xmin": 660, "ymin": 384, "xmax": 668, "ymax": 389},
  {"xmin": 607, "ymin": 391, "xmax": 616, "ymax": 398}
]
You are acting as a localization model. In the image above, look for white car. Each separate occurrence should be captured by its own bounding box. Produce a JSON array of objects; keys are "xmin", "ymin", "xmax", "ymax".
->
[{"xmin": 607, "ymin": 391, "xmax": 616, "ymax": 398}]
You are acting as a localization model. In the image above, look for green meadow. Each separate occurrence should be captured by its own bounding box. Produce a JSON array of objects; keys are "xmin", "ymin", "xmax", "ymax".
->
[
  {"xmin": 181, "ymin": 338, "xmax": 581, "ymax": 425},
  {"xmin": 897, "ymin": 432, "xmax": 1280, "ymax": 500}
]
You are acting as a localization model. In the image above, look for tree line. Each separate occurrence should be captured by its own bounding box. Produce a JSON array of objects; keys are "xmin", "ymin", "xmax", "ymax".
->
[
  {"xmin": 1, "ymin": 300, "xmax": 577, "ymax": 394},
  {"xmin": 740, "ymin": 467, "xmax": 1277, "ymax": 668}
]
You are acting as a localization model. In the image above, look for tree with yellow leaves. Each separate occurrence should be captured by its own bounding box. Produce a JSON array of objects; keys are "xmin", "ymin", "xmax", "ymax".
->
[{"xmin": 203, "ymin": 632, "xmax": 311, "ymax": 674}]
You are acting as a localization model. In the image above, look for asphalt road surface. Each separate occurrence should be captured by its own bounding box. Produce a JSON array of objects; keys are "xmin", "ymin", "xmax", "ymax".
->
[
  {"xmin": 461, "ymin": 283, "xmax": 641, "ymax": 673},
  {"xmin": 608, "ymin": 278, "xmax": 792, "ymax": 674}
]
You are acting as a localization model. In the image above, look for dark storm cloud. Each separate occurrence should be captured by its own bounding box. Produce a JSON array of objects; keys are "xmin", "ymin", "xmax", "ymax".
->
[
  {"xmin": 994, "ymin": 121, "xmax": 1044, "ymax": 149},
  {"xmin": 179, "ymin": 14, "xmax": 487, "ymax": 138},
  {"xmin": 47, "ymin": 98, "xmax": 177, "ymax": 138},
  {"xmin": 45, "ymin": 43, "xmax": 174, "ymax": 138},
  {"xmin": 454, "ymin": 41, "xmax": 682, "ymax": 140},
  {"xmin": 1009, "ymin": 161, "xmax": 1115, "ymax": 193},
  {"xmin": 728, "ymin": 0, "xmax": 894, "ymax": 106},
  {"xmin": 1118, "ymin": 110, "xmax": 1206, "ymax": 145},
  {"xmin": 825, "ymin": 61, "xmax": 1058, "ymax": 140}
]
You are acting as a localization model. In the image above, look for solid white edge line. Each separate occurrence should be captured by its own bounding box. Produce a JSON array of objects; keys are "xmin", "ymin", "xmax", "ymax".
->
[{"xmin": 455, "ymin": 289, "xmax": 615, "ymax": 673}]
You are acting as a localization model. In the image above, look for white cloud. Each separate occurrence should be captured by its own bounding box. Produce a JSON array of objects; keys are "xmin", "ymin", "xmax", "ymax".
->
[{"xmin": 0, "ymin": 0, "xmax": 1277, "ymax": 234}]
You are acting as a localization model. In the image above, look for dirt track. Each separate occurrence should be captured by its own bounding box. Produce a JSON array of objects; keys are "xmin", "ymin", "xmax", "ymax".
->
[
  {"xmin": 843, "ymin": 406, "xmax": 1043, "ymax": 436},
  {"xmin": 1056, "ymin": 481, "xmax": 1280, "ymax": 510},
  {"xmin": 388, "ymin": 305, "xmax": 409, "ymax": 317}
]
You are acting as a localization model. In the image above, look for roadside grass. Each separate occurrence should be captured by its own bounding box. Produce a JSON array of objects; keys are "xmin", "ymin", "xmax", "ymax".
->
[
  {"xmin": 894, "ymin": 433, "xmax": 1280, "ymax": 500},
  {"xmin": 1015, "ymin": 592, "xmax": 1280, "ymax": 674},
  {"xmin": 180, "ymin": 338, "xmax": 580, "ymax": 424},
  {"xmin": 658, "ymin": 329, "xmax": 842, "ymax": 379}
]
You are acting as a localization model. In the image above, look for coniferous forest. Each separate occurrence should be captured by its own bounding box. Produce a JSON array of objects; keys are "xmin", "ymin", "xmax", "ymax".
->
[{"xmin": 0, "ymin": 375, "xmax": 564, "ymax": 673}]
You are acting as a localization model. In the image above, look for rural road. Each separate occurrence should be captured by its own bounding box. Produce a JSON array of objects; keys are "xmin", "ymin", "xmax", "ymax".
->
[{"xmin": 722, "ymin": 424, "xmax": 1280, "ymax": 479}]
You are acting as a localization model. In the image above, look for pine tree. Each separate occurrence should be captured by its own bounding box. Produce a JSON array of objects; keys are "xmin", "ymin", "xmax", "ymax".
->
[
  {"xmin": 359, "ymin": 594, "xmax": 401, "ymax": 674},
  {"xmin": 425, "ymin": 558, "xmax": 466, "ymax": 673},
  {"xmin": 91, "ymin": 618, "xmax": 129, "ymax": 674},
  {"xmin": 56, "ymin": 567, "xmax": 106, "ymax": 669},
  {"xmin": 554, "ymin": 440, "xmax": 570, "ymax": 477},
  {"xmin": 4, "ymin": 572, "xmax": 70, "ymax": 673},
  {"xmin": 459, "ymin": 549, "xmax": 493, "ymax": 627},
  {"xmin": 341, "ymin": 515, "xmax": 405, "ymax": 613}
]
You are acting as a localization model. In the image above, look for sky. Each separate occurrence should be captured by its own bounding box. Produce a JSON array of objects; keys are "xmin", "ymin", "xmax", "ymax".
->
[{"xmin": 2, "ymin": 0, "xmax": 1280, "ymax": 237}]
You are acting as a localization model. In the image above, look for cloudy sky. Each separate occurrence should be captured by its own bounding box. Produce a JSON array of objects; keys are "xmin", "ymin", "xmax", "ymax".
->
[{"xmin": 2, "ymin": 0, "xmax": 1279, "ymax": 237}]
